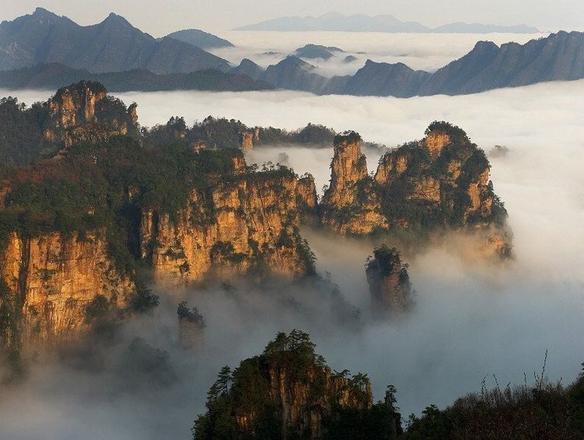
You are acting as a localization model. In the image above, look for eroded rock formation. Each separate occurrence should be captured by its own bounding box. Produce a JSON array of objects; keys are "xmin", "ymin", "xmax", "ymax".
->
[
  {"xmin": 43, "ymin": 80, "xmax": 138, "ymax": 149},
  {"xmin": 0, "ymin": 230, "xmax": 135, "ymax": 352},
  {"xmin": 139, "ymin": 164, "xmax": 317, "ymax": 285},
  {"xmin": 320, "ymin": 122, "xmax": 512, "ymax": 258},
  {"xmin": 320, "ymin": 132, "xmax": 388, "ymax": 234},
  {"xmin": 366, "ymin": 245, "xmax": 413, "ymax": 315}
]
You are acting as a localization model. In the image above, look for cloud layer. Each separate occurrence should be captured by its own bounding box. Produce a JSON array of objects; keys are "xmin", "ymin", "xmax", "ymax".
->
[{"xmin": 1, "ymin": 75, "xmax": 584, "ymax": 439}]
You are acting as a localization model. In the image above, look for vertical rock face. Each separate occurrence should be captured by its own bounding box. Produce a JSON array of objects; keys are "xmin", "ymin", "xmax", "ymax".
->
[
  {"xmin": 43, "ymin": 81, "xmax": 139, "ymax": 148},
  {"xmin": 296, "ymin": 174, "xmax": 318, "ymax": 221},
  {"xmin": 366, "ymin": 246, "xmax": 413, "ymax": 315},
  {"xmin": 321, "ymin": 122, "xmax": 512, "ymax": 258},
  {"xmin": 240, "ymin": 132, "xmax": 254, "ymax": 151},
  {"xmin": 140, "ymin": 164, "xmax": 318, "ymax": 285},
  {"xmin": 320, "ymin": 132, "xmax": 388, "ymax": 234},
  {"xmin": 0, "ymin": 231, "xmax": 135, "ymax": 351}
]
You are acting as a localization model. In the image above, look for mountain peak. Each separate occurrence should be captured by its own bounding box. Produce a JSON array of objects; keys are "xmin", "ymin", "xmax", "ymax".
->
[
  {"xmin": 33, "ymin": 7, "xmax": 57, "ymax": 17},
  {"xmin": 102, "ymin": 12, "xmax": 132, "ymax": 28},
  {"xmin": 30, "ymin": 7, "xmax": 62, "ymax": 23}
]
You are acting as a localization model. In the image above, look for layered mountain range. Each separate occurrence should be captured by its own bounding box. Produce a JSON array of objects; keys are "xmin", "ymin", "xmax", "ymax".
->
[
  {"xmin": 0, "ymin": 8, "xmax": 229, "ymax": 74},
  {"xmin": 239, "ymin": 31, "xmax": 584, "ymax": 97},
  {"xmin": 0, "ymin": 9, "xmax": 583, "ymax": 96}
]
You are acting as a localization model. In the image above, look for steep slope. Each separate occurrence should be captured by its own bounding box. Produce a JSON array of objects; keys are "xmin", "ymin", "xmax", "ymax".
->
[
  {"xmin": 165, "ymin": 28, "xmax": 234, "ymax": 49},
  {"xmin": 140, "ymin": 170, "xmax": 317, "ymax": 284},
  {"xmin": 0, "ymin": 231, "xmax": 136, "ymax": 352},
  {"xmin": 420, "ymin": 31, "xmax": 584, "ymax": 95},
  {"xmin": 0, "ymin": 8, "xmax": 229, "ymax": 74},
  {"xmin": 319, "ymin": 132, "xmax": 387, "ymax": 235},
  {"xmin": 320, "ymin": 122, "xmax": 511, "ymax": 258},
  {"xmin": 342, "ymin": 60, "xmax": 430, "ymax": 97}
]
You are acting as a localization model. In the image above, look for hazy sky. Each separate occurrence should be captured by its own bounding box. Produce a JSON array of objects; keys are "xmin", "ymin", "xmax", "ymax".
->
[{"xmin": 1, "ymin": 0, "xmax": 582, "ymax": 35}]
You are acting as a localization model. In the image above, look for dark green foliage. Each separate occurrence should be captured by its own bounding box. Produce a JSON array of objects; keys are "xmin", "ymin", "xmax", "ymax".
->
[
  {"xmin": 177, "ymin": 301, "xmax": 205, "ymax": 327},
  {"xmin": 404, "ymin": 380, "xmax": 584, "ymax": 440},
  {"xmin": 296, "ymin": 238, "xmax": 317, "ymax": 275},
  {"xmin": 425, "ymin": 121, "xmax": 470, "ymax": 145},
  {"xmin": 368, "ymin": 245, "xmax": 405, "ymax": 277},
  {"xmin": 129, "ymin": 286, "xmax": 160, "ymax": 313},
  {"xmin": 334, "ymin": 130, "xmax": 362, "ymax": 145},
  {"xmin": 193, "ymin": 331, "xmax": 381, "ymax": 440},
  {"xmin": 0, "ymin": 97, "xmax": 49, "ymax": 166},
  {"xmin": 144, "ymin": 116, "xmax": 336, "ymax": 151},
  {"xmin": 290, "ymin": 123, "xmax": 335, "ymax": 145},
  {"xmin": 325, "ymin": 386, "xmax": 402, "ymax": 440}
]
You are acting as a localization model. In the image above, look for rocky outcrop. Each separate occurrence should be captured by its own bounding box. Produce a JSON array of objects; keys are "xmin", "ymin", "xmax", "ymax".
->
[
  {"xmin": 195, "ymin": 331, "xmax": 381, "ymax": 440},
  {"xmin": 240, "ymin": 128, "xmax": 260, "ymax": 151},
  {"xmin": 43, "ymin": 81, "xmax": 139, "ymax": 148},
  {"xmin": 320, "ymin": 122, "xmax": 512, "ymax": 258},
  {"xmin": 139, "ymin": 163, "xmax": 318, "ymax": 285},
  {"xmin": 320, "ymin": 132, "xmax": 388, "ymax": 234},
  {"xmin": 0, "ymin": 231, "xmax": 135, "ymax": 351},
  {"xmin": 366, "ymin": 246, "xmax": 413, "ymax": 314}
]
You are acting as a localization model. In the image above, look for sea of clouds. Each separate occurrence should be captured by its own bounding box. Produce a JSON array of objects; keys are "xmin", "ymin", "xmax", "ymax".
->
[
  {"xmin": 210, "ymin": 31, "xmax": 544, "ymax": 75},
  {"xmin": 1, "ymin": 42, "xmax": 583, "ymax": 440}
]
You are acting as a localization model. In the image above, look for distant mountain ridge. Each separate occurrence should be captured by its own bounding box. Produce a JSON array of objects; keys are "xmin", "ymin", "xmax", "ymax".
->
[
  {"xmin": 0, "ymin": 63, "xmax": 273, "ymax": 92},
  {"xmin": 237, "ymin": 12, "xmax": 539, "ymax": 34},
  {"xmin": 0, "ymin": 8, "xmax": 230, "ymax": 74},
  {"xmin": 1, "ymin": 9, "xmax": 582, "ymax": 98},
  {"xmin": 232, "ymin": 31, "xmax": 584, "ymax": 97}
]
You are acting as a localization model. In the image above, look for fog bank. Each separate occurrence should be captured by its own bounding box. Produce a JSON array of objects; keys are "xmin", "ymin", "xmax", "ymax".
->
[{"xmin": 2, "ymin": 77, "xmax": 584, "ymax": 439}]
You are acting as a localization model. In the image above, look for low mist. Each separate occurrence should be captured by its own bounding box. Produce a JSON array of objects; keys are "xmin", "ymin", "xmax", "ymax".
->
[{"xmin": 2, "ymin": 77, "xmax": 584, "ymax": 439}]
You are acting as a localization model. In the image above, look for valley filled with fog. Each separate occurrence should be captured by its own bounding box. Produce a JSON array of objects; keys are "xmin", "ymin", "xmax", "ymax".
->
[
  {"xmin": 211, "ymin": 31, "xmax": 544, "ymax": 75},
  {"xmin": 1, "ymin": 47, "xmax": 584, "ymax": 440}
]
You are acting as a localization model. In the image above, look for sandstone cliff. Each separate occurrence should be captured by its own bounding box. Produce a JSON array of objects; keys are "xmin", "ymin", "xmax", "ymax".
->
[
  {"xmin": 366, "ymin": 245, "xmax": 413, "ymax": 315},
  {"xmin": 320, "ymin": 132, "xmax": 388, "ymax": 234},
  {"xmin": 0, "ymin": 230, "xmax": 135, "ymax": 352},
  {"xmin": 320, "ymin": 122, "xmax": 511, "ymax": 258},
  {"xmin": 139, "ymin": 164, "xmax": 317, "ymax": 285},
  {"xmin": 42, "ymin": 80, "xmax": 139, "ymax": 149}
]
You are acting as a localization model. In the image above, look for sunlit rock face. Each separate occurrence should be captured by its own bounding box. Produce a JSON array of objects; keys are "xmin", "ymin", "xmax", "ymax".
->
[
  {"xmin": 0, "ymin": 230, "xmax": 135, "ymax": 352},
  {"xmin": 321, "ymin": 122, "xmax": 512, "ymax": 258},
  {"xmin": 366, "ymin": 246, "xmax": 413, "ymax": 315},
  {"xmin": 43, "ymin": 80, "xmax": 139, "ymax": 148},
  {"xmin": 139, "ymin": 157, "xmax": 318, "ymax": 286},
  {"xmin": 319, "ymin": 131, "xmax": 388, "ymax": 235}
]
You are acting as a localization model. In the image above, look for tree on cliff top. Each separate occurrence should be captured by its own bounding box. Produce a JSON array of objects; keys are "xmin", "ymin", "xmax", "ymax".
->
[{"xmin": 192, "ymin": 330, "xmax": 391, "ymax": 440}]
